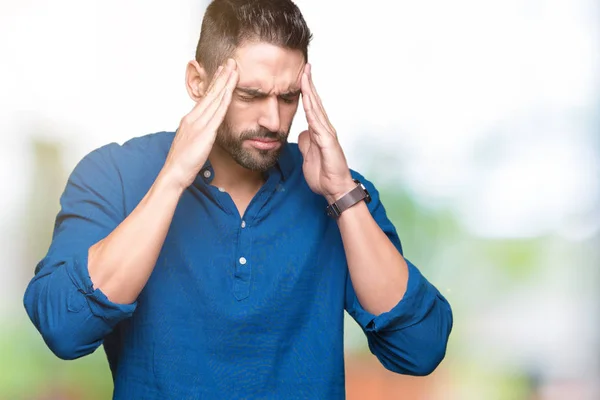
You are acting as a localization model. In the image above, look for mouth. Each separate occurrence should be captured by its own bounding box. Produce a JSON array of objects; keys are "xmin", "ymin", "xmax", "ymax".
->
[{"xmin": 246, "ymin": 138, "xmax": 281, "ymax": 151}]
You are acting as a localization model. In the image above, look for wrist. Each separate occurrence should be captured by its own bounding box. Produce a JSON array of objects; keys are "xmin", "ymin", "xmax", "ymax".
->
[
  {"xmin": 156, "ymin": 167, "xmax": 188, "ymax": 197},
  {"xmin": 325, "ymin": 178, "xmax": 357, "ymax": 204}
]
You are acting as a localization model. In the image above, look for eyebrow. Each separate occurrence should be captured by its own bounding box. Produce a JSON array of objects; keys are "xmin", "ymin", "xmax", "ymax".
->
[{"xmin": 236, "ymin": 87, "xmax": 301, "ymax": 97}]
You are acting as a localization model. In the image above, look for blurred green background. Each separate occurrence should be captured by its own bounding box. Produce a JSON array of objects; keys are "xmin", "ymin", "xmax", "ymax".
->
[{"xmin": 1, "ymin": 0, "xmax": 598, "ymax": 399}]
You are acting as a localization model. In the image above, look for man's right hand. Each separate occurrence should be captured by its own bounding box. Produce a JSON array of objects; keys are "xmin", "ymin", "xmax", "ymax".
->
[{"xmin": 162, "ymin": 58, "xmax": 239, "ymax": 191}]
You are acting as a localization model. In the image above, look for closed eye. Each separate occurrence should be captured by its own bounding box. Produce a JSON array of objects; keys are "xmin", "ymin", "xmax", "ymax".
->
[
  {"xmin": 238, "ymin": 94, "xmax": 298, "ymax": 104},
  {"xmin": 238, "ymin": 95, "xmax": 257, "ymax": 102},
  {"xmin": 279, "ymin": 91, "xmax": 300, "ymax": 104},
  {"xmin": 279, "ymin": 94, "xmax": 299, "ymax": 104},
  {"xmin": 235, "ymin": 88, "xmax": 300, "ymax": 104}
]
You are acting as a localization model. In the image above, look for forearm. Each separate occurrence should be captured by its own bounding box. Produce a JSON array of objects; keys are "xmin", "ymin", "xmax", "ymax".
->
[
  {"xmin": 336, "ymin": 201, "xmax": 408, "ymax": 316},
  {"xmin": 88, "ymin": 168, "xmax": 184, "ymax": 304}
]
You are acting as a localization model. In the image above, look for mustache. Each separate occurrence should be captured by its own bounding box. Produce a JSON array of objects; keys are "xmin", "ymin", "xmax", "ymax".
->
[{"xmin": 240, "ymin": 128, "xmax": 287, "ymax": 141}]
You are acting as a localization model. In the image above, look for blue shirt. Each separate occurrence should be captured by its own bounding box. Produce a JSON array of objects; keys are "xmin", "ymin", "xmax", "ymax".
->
[{"xmin": 24, "ymin": 131, "xmax": 452, "ymax": 399}]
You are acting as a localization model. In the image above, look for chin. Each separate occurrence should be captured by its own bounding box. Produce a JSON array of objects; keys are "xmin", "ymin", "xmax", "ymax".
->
[{"xmin": 238, "ymin": 153, "xmax": 280, "ymax": 172}]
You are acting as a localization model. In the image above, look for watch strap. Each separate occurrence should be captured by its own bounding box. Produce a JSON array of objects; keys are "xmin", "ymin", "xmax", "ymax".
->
[{"xmin": 326, "ymin": 179, "xmax": 371, "ymax": 219}]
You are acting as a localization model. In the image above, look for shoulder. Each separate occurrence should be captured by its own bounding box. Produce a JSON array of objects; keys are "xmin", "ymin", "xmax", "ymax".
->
[
  {"xmin": 99, "ymin": 131, "xmax": 174, "ymax": 166},
  {"xmin": 67, "ymin": 131, "xmax": 175, "ymax": 204},
  {"xmin": 74, "ymin": 131, "xmax": 175, "ymax": 177}
]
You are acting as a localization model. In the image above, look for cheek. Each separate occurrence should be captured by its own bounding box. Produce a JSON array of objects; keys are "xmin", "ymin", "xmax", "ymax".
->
[
  {"xmin": 225, "ymin": 102, "xmax": 256, "ymax": 128},
  {"xmin": 280, "ymin": 103, "xmax": 299, "ymax": 126}
]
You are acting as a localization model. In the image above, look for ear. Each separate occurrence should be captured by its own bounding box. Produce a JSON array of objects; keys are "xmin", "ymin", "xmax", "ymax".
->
[{"xmin": 185, "ymin": 60, "xmax": 209, "ymax": 102}]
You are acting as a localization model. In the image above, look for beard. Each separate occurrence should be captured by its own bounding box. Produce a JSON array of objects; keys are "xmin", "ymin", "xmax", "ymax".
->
[{"xmin": 215, "ymin": 121, "xmax": 289, "ymax": 172}]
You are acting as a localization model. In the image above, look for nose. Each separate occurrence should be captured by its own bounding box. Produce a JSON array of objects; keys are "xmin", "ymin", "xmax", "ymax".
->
[{"xmin": 257, "ymin": 96, "xmax": 280, "ymax": 133}]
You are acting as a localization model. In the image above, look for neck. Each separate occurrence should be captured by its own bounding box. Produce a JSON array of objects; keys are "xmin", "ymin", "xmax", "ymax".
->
[{"xmin": 208, "ymin": 145, "xmax": 266, "ymax": 192}]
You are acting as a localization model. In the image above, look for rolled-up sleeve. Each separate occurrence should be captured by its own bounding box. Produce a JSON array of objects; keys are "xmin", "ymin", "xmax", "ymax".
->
[
  {"xmin": 345, "ymin": 173, "xmax": 453, "ymax": 376},
  {"xmin": 23, "ymin": 144, "xmax": 136, "ymax": 360}
]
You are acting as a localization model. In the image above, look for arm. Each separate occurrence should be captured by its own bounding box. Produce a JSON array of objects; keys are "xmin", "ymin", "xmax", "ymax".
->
[
  {"xmin": 326, "ymin": 180, "xmax": 408, "ymax": 316},
  {"xmin": 23, "ymin": 146, "xmax": 140, "ymax": 360},
  {"xmin": 87, "ymin": 165, "xmax": 183, "ymax": 304},
  {"xmin": 342, "ymin": 176, "xmax": 453, "ymax": 376},
  {"xmin": 23, "ymin": 146, "xmax": 185, "ymax": 359},
  {"xmin": 297, "ymin": 64, "xmax": 452, "ymax": 376},
  {"xmin": 23, "ymin": 60, "xmax": 239, "ymax": 360}
]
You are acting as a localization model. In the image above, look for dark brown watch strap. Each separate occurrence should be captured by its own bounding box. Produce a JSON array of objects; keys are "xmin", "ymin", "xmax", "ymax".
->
[{"xmin": 326, "ymin": 179, "xmax": 371, "ymax": 219}]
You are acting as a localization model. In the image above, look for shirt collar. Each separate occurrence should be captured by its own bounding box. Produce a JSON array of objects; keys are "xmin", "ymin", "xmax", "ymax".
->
[{"xmin": 276, "ymin": 142, "xmax": 294, "ymax": 181}]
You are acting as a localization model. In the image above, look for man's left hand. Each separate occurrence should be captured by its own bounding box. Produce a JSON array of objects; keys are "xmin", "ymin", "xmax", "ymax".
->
[{"xmin": 298, "ymin": 63, "xmax": 356, "ymax": 204}]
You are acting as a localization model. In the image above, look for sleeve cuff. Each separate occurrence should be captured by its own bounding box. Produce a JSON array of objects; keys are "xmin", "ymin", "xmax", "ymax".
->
[
  {"xmin": 351, "ymin": 259, "xmax": 439, "ymax": 333},
  {"xmin": 65, "ymin": 252, "xmax": 137, "ymax": 326}
]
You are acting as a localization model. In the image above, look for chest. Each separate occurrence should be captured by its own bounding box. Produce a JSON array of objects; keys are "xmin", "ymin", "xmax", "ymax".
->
[
  {"xmin": 227, "ymin": 189, "xmax": 256, "ymax": 218},
  {"xmin": 141, "ymin": 181, "xmax": 347, "ymax": 318},
  {"xmin": 130, "ymin": 183, "xmax": 350, "ymax": 392}
]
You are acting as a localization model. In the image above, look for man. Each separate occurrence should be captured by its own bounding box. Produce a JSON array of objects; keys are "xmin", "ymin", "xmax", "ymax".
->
[{"xmin": 23, "ymin": 0, "xmax": 453, "ymax": 398}]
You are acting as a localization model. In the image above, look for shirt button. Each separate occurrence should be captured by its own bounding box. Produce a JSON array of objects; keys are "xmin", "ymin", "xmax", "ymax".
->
[
  {"xmin": 203, "ymin": 170, "xmax": 211, "ymax": 179},
  {"xmin": 241, "ymin": 221, "xmax": 246, "ymax": 228},
  {"xmin": 218, "ymin": 187, "xmax": 225, "ymax": 192},
  {"xmin": 239, "ymin": 257, "xmax": 247, "ymax": 265}
]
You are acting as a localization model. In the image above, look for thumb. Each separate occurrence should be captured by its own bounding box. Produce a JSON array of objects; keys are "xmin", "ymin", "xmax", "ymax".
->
[{"xmin": 298, "ymin": 130, "xmax": 310, "ymax": 158}]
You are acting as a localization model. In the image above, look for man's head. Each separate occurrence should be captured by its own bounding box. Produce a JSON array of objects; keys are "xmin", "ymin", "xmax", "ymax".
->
[{"xmin": 186, "ymin": 0, "xmax": 312, "ymax": 172}]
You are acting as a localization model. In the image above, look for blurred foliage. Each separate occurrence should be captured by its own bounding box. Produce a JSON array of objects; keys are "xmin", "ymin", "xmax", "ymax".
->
[
  {"xmin": 1, "ymin": 138, "xmax": 112, "ymax": 400},
  {"xmin": 471, "ymin": 238, "xmax": 546, "ymax": 281},
  {"xmin": 21, "ymin": 139, "xmax": 67, "ymax": 287},
  {"xmin": 0, "ymin": 324, "xmax": 113, "ymax": 400}
]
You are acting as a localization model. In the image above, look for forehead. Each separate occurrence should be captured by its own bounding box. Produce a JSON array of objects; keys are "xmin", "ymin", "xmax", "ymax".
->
[{"xmin": 233, "ymin": 42, "xmax": 305, "ymax": 93}]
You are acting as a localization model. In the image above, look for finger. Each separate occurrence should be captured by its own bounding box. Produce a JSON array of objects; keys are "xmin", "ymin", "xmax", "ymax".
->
[
  {"xmin": 206, "ymin": 58, "xmax": 236, "ymax": 97},
  {"xmin": 301, "ymin": 97, "xmax": 327, "ymax": 139},
  {"xmin": 301, "ymin": 71, "xmax": 331, "ymax": 138},
  {"xmin": 199, "ymin": 68, "xmax": 239, "ymax": 132},
  {"xmin": 302, "ymin": 99, "xmax": 334, "ymax": 148},
  {"xmin": 197, "ymin": 68, "xmax": 238, "ymax": 130},
  {"xmin": 203, "ymin": 88, "xmax": 233, "ymax": 136},
  {"xmin": 188, "ymin": 59, "xmax": 236, "ymax": 121},
  {"xmin": 203, "ymin": 65, "xmax": 225, "ymax": 95},
  {"xmin": 183, "ymin": 70, "xmax": 228, "ymax": 124},
  {"xmin": 305, "ymin": 64, "xmax": 331, "ymax": 123},
  {"xmin": 301, "ymin": 67, "xmax": 333, "ymax": 135}
]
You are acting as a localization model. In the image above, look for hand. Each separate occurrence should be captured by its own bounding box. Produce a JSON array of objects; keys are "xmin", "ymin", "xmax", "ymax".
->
[
  {"xmin": 162, "ymin": 59, "xmax": 239, "ymax": 190},
  {"xmin": 298, "ymin": 63, "xmax": 355, "ymax": 204}
]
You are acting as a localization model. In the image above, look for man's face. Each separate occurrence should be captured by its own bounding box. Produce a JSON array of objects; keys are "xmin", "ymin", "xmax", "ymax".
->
[{"xmin": 216, "ymin": 42, "xmax": 305, "ymax": 172}]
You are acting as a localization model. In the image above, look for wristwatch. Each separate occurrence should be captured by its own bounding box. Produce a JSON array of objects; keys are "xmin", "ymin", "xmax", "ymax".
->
[{"xmin": 326, "ymin": 179, "xmax": 371, "ymax": 219}]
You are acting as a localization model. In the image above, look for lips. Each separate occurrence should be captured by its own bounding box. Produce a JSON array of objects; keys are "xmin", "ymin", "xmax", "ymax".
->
[{"xmin": 246, "ymin": 138, "xmax": 281, "ymax": 150}]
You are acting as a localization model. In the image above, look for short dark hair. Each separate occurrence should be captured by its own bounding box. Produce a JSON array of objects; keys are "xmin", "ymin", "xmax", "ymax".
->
[{"xmin": 195, "ymin": 0, "xmax": 312, "ymax": 75}]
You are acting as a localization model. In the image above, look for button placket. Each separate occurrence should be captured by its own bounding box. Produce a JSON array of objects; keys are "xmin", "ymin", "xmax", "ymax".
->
[
  {"xmin": 233, "ymin": 218, "xmax": 252, "ymax": 301},
  {"xmin": 231, "ymin": 173, "xmax": 280, "ymax": 301}
]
